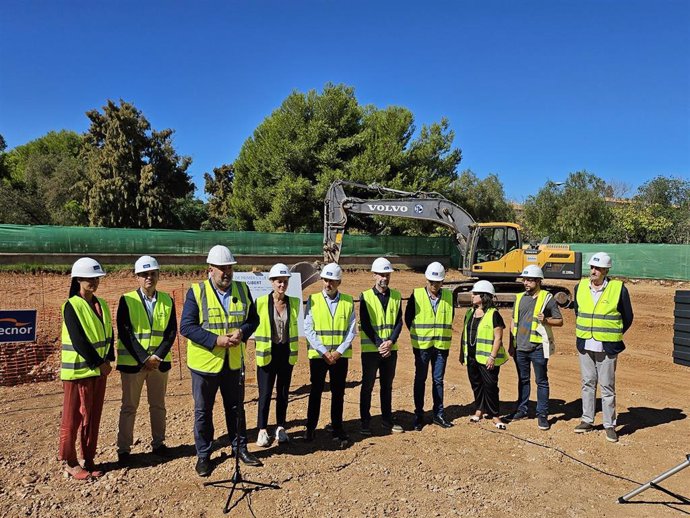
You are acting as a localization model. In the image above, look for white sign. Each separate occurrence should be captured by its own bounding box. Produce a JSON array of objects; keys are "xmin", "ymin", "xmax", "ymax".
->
[{"xmin": 234, "ymin": 272, "xmax": 305, "ymax": 337}]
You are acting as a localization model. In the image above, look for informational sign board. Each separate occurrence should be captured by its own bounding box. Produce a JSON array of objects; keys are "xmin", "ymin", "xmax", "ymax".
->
[
  {"xmin": 234, "ymin": 272, "xmax": 305, "ymax": 337},
  {"xmin": 0, "ymin": 310, "xmax": 38, "ymax": 343}
]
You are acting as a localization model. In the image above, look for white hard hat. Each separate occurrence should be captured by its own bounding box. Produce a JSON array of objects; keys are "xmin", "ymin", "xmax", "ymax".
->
[
  {"xmin": 135, "ymin": 255, "xmax": 160, "ymax": 274},
  {"xmin": 206, "ymin": 245, "xmax": 237, "ymax": 266},
  {"xmin": 472, "ymin": 280, "xmax": 496, "ymax": 296},
  {"xmin": 588, "ymin": 252, "xmax": 612, "ymax": 268},
  {"xmin": 320, "ymin": 262, "xmax": 343, "ymax": 281},
  {"xmin": 371, "ymin": 257, "xmax": 393, "ymax": 274},
  {"xmin": 268, "ymin": 263, "xmax": 291, "ymax": 279},
  {"xmin": 425, "ymin": 262, "xmax": 446, "ymax": 281},
  {"xmin": 521, "ymin": 264, "xmax": 544, "ymax": 279},
  {"xmin": 71, "ymin": 257, "xmax": 106, "ymax": 278}
]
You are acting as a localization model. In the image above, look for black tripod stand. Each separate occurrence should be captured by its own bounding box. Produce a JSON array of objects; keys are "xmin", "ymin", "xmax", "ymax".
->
[{"xmin": 204, "ymin": 341, "xmax": 279, "ymax": 514}]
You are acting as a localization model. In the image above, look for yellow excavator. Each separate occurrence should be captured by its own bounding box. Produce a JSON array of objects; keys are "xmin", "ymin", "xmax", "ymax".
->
[{"xmin": 313, "ymin": 180, "xmax": 581, "ymax": 306}]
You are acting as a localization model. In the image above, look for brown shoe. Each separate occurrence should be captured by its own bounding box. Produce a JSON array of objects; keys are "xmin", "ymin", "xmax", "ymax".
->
[
  {"xmin": 65, "ymin": 465, "xmax": 91, "ymax": 481},
  {"xmin": 83, "ymin": 462, "xmax": 104, "ymax": 478}
]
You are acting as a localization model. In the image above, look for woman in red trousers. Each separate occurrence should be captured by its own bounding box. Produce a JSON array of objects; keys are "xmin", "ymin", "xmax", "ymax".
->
[{"xmin": 58, "ymin": 257, "xmax": 114, "ymax": 480}]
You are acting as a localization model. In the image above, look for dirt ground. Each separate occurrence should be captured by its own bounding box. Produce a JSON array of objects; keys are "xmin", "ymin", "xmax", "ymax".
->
[{"xmin": 0, "ymin": 270, "xmax": 689, "ymax": 518}]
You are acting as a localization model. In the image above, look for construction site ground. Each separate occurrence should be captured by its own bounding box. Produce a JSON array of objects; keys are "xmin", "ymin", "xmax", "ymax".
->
[{"xmin": 0, "ymin": 270, "xmax": 688, "ymax": 517}]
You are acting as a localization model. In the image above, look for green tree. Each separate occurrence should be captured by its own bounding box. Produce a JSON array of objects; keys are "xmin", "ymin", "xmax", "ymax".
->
[
  {"xmin": 172, "ymin": 194, "xmax": 208, "ymax": 230},
  {"xmin": 81, "ymin": 99, "xmax": 194, "ymax": 228},
  {"xmin": 0, "ymin": 130, "xmax": 87, "ymax": 225},
  {"xmin": 609, "ymin": 175, "xmax": 690, "ymax": 243},
  {"xmin": 448, "ymin": 170, "xmax": 515, "ymax": 223},
  {"xmin": 223, "ymin": 83, "xmax": 462, "ymax": 233},
  {"xmin": 523, "ymin": 171, "xmax": 612, "ymax": 243},
  {"xmin": 203, "ymin": 164, "xmax": 236, "ymax": 230}
]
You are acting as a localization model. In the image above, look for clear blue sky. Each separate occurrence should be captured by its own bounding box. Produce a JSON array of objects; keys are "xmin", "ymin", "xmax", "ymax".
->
[{"xmin": 1, "ymin": 0, "xmax": 688, "ymax": 201}]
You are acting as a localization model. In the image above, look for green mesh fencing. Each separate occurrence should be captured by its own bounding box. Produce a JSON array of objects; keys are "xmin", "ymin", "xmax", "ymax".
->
[
  {"xmin": 571, "ymin": 244, "xmax": 690, "ymax": 280},
  {"xmin": 0, "ymin": 225, "xmax": 452, "ymax": 258}
]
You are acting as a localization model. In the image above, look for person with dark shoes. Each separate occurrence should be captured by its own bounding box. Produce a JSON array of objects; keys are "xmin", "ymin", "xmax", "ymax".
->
[
  {"xmin": 405, "ymin": 262, "xmax": 455, "ymax": 430},
  {"xmin": 359, "ymin": 258, "xmax": 404, "ymax": 436},
  {"xmin": 460, "ymin": 281, "xmax": 508, "ymax": 430},
  {"xmin": 116, "ymin": 256, "xmax": 177, "ymax": 463},
  {"xmin": 304, "ymin": 263, "xmax": 356, "ymax": 445},
  {"xmin": 180, "ymin": 245, "xmax": 261, "ymax": 476},
  {"xmin": 572, "ymin": 252, "xmax": 633, "ymax": 443},
  {"xmin": 508, "ymin": 265, "xmax": 562, "ymax": 431}
]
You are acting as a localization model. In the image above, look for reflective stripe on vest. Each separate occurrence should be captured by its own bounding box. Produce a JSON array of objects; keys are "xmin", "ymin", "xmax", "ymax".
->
[
  {"xmin": 359, "ymin": 288, "xmax": 401, "ymax": 353},
  {"xmin": 117, "ymin": 290, "xmax": 173, "ymax": 366},
  {"xmin": 410, "ymin": 287, "xmax": 453, "ymax": 350},
  {"xmin": 307, "ymin": 293, "xmax": 354, "ymax": 359},
  {"xmin": 61, "ymin": 296, "xmax": 113, "ymax": 381},
  {"xmin": 511, "ymin": 290, "xmax": 549, "ymax": 344},
  {"xmin": 187, "ymin": 280, "xmax": 250, "ymax": 373},
  {"xmin": 461, "ymin": 307, "xmax": 507, "ymax": 366},
  {"xmin": 575, "ymin": 278, "xmax": 624, "ymax": 342},
  {"xmin": 254, "ymin": 294, "xmax": 299, "ymax": 367}
]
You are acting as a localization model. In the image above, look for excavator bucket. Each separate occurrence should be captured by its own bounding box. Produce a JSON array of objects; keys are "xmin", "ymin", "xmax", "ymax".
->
[{"xmin": 290, "ymin": 261, "xmax": 321, "ymax": 290}]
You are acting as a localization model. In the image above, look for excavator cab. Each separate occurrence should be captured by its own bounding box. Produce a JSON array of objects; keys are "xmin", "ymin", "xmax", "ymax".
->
[{"xmin": 472, "ymin": 224, "xmax": 521, "ymax": 265}]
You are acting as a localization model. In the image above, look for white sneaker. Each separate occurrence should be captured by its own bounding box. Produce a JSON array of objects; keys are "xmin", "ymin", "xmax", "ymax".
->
[
  {"xmin": 256, "ymin": 429, "xmax": 270, "ymax": 447},
  {"xmin": 275, "ymin": 426, "xmax": 289, "ymax": 444}
]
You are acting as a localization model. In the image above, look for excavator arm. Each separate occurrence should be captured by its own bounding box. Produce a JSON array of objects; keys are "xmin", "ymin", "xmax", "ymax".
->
[{"xmin": 324, "ymin": 180, "xmax": 475, "ymax": 264}]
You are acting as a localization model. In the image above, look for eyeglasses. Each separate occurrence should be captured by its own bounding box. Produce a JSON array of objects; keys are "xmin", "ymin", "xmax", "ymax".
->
[{"xmin": 137, "ymin": 271, "xmax": 158, "ymax": 278}]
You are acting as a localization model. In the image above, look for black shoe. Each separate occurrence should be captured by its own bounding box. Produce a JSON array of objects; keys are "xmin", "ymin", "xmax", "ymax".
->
[
  {"xmin": 304, "ymin": 429, "xmax": 316, "ymax": 442},
  {"xmin": 237, "ymin": 449, "xmax": 262, "ymax": 467},
  {"xmin": 413, "ymin": 416, "xmax": 424, "ymax": 431},
  {"xmin": 117, "ymin": 452, "xmax": 131, "ymax": 467},
  {"xmin": 506, "ymin": 410, "xmax": 528, "ymax": 421},
  {"xmin": 432, "ymin": 415, "xmax": 454, "ymax": 428},
  {"xmin": 152, "ymin": 444, "xmax": 173, "ymax": 457},
  {"xmin": 537, "ymin": 415, "xmax": 551, "ymax": 431},
  {"xmin": 195, "ymin": 457, "xmax": 213, "ymax": 477},
  {"xmin": 332, "ymin": 430, "xmax": 350, "ymax": 447}
]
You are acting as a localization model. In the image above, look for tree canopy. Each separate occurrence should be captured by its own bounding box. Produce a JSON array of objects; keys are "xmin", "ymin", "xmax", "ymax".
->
[
  {"xmin": 81, "ymin": 99, "xmax": 194, "ymax": 228},
  {"xmin": 221, "ymin": 83, "xmax": 463, "ymax": 234}
]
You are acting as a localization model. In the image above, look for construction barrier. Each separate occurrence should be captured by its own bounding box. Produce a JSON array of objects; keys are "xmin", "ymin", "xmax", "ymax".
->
[{"xmin": 571, "ymin": 244, "xmax": 690, "ymax": 281}]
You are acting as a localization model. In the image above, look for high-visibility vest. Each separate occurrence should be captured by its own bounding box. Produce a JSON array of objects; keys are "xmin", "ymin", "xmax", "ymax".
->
[
  {"xmin": 359, "ymin": 288, "xmax": 401, "ymax": 353},
  {"xmin": 254, "ymin": 293, "xmax": 299, "ymax": 367},
  {"xmin": 511, "ymin": 290, "xmax": 549, "ymax": 344},
  {"xmin": 409, "ymin": 287, "xmax": 453, "ymax": 350},
  {"xmin": 187, "ymin": 280, "xmax": 250, "ymax": 373},
  {"xmin": 61, "ymin": 296, "xmax": 113, "ymax": 381},
  {"xmin": 307, "ymin": 292, "xmax": 354, "ymax": 360},
  {"xmin": 116, "ymin": 290, "xmax": 174, "ymax": 367},
  {"xmin": 461, "ymin": 307, "xmax": 508, "ymax": 366},
  {"xmin": 575, "ymin": 278, "xmax": 624, "ymax": 342}
]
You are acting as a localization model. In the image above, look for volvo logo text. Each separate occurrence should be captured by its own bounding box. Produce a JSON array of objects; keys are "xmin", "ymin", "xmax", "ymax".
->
[{"xmin": 366, "ymin": 204, "xmax": 408, "ymax": 213}]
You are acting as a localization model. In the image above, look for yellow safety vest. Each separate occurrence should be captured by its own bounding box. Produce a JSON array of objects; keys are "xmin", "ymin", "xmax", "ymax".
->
[
  {"xmin": 187, "ymin": 279, "xmax": 250, "ymax": 373},
  {"xmin": 359, "ymin": 288, "xmax": 401, "ymax": 353},
  {"xmin": 575, "ymin": 279, "xmax": 624, "ymax": 342},
  {"xmin": 307, "ymin": 292, "xmax": 354, "ymax": 360},
  {"xmin": 61, "ymin": 296, "xmax": 113, "ymax": 381},
  {"xmin": 254, "ymin": 293, "xmax": 299, "ymax": 367},
  {"xmin": 117, "ymin": 290, "xmax": 174, "ymax": 367},
  {"xmin": 461, "ymin": 307, "xmax": 508, "ymax": 366},
  {"xmin": 511, "ymin": 290, "xmax": 549, "ymax": 344},
  {"xmin": 409, "ymin": 287, "xmax": 453, "ymax": 350}
]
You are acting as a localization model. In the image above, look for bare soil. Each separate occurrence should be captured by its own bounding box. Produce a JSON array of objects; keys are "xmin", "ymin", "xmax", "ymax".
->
[{"xmin": 0, "ymin": 271, "xmax": 688, "ymax": 518}]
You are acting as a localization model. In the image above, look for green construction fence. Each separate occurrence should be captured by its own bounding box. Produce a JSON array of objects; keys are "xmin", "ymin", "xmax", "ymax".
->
[
  {"xmin": 0, "ymin": 225, "xmax": 687, "ymax": 280},
  {"xmin": 0, "ymin": 224, "xmax": 452, "ymax": 259},
  {"xmin": 570, "ymin": 244, "xmax": 689, "ymax": 281}
]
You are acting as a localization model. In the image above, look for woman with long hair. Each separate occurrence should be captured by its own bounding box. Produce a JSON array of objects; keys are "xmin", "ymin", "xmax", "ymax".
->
[
  {"xmin": 459, "ymin": 280, "xmax": 508, "ymax": 429},
  {"xmin": 59, "ymin": 257, "xmax": 114, "ymax": 479}
]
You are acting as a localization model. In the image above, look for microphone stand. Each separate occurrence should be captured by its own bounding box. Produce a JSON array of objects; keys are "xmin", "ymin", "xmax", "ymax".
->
[{"xmin": 204, "ymin": 338, "xmax": 280, "ymax": 514}]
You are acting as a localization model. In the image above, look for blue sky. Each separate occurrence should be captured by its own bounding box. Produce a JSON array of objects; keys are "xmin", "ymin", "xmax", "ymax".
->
[{"xmin": 1, "ymin": 0, "xmax": 688, "ymax": 202}]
